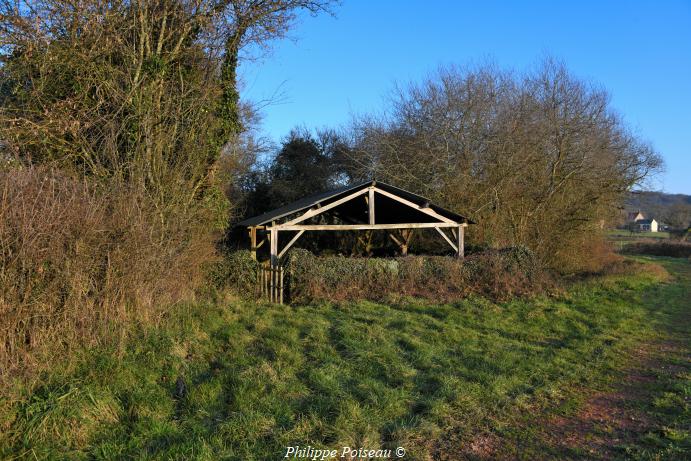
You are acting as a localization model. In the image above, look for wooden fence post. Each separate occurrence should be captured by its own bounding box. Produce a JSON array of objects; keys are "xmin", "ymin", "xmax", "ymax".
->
[
  {"xmin": 270, "ymin": 265, "xmax": 275, "ymax": 303},
  {"xmin": 279, "ymin": 266, "xmax": 284, "ymax": 305},
  {"xmin": 257, "ymin": 263, "xmax": 284, "ymax": 304}
]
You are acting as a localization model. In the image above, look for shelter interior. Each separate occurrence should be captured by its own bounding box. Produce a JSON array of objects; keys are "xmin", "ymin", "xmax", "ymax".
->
[{"xmin": 234, "ymin": 180, "xmax": 474, "ymax": 266}]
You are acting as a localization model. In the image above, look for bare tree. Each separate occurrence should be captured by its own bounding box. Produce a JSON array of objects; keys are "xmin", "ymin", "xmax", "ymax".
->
[
  {"xmin": 347, "ymin": 60, "xmax": 663, "ymax": 271},
  {"xmin": 663, "ymin": 203, "xmax": 691, "ymax": 230}
]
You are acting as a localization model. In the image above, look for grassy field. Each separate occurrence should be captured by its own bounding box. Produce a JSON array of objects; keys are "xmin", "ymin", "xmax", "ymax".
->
[
  {"xmin": 1, "ymin": 257, "xmax": 689, "ymax": 460},
  {"xmin": 607, "ymin": 229, "xmax": 672, "ymax": 253},
  {"xmin": 607, "ymin": 230, "xmax": 671, "ymax": 239}
]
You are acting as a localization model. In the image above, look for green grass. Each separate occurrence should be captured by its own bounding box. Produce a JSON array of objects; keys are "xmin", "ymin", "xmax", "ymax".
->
[
  {"xmin": 1, "ymin": 258, "xmax": 688, "ymax": 460},
  {"xmin": 608, "ymin": 229, "xmax": 670, "ymax": 239},
  {"xmin": 607, "ymin": 229, "xmax": 672, "ymax": 253},
  {"xmin": 613, "ymin": 257, "xmax": 690, "ymax": 460}
]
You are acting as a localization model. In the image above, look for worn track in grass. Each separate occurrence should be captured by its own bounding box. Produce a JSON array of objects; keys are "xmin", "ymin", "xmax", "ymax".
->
[
  {"xmin": 441, "ymin": 257, "xmax": 690, "ymax": 460},
  {"xmin": 542, "ymin": 258, "xmax": 690, "ymax": 460}
]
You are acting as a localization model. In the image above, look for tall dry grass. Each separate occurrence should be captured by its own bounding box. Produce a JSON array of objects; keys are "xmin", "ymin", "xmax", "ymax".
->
[{"xmin": 0, "ymin": 166, "xmax": 217, "ymax": 376}]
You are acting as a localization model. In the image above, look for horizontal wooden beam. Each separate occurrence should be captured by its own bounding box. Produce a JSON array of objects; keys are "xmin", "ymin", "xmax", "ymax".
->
[
  {"xmin": 251, "ymin": 221, "xmax": 468, "ymax": 231},
  {"xmin": 270, "ymin": 223, "xmax": 459, "ymax": 231}
]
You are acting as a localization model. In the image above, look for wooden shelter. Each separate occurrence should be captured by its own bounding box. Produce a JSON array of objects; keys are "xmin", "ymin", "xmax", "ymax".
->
[{"xmin": 235, "ymin": 180, "xmax": 474, "ymax": 267}]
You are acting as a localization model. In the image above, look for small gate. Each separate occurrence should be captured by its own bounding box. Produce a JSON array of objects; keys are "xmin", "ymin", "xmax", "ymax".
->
[{"xmin": 258, "ymin": 262, "xmax": 284, "ymax": 304}]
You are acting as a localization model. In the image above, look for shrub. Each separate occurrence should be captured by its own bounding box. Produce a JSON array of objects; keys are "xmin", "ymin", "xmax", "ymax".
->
[
  {"xmin": 621, "ymin": 240, "xmax": 691, "ymax": 258},
  {"xmin": 0, "ymin": 167, "xmax": 217, "ymax": 377},
  {"xmin": 459, "ymin": 246, "xmax": 554, "ymax": 301},
  {"xmin": 595, "ymin": 258, "xmax": 670, "ymax": 281},
  {"xmin": 208, "ymin": 250, "xmax": 261, "ymax": 299},
  {"xmin": 283, "ymin": 247, "xmax": 550, "ymax": 304},
  {"xmin": 398, "ymin": 255, "xmax": 466, "ymax": 298},
  {"xmin": 285, "ymin": 249, "xmax": 397, "ymax": 302},
  {"xmin": 549, "ymin": 236, "xmax": 622, "ymax": 275}
]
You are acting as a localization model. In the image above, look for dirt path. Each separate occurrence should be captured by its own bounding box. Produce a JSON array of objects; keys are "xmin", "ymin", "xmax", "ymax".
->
[
  {"xmin": 540, "ymin": 260, "xmax": 690, "ymax": 460},
  {"xmin": 543, "ymin": 339, "xmax": 688, "ymax": 460},
  {"xmin": 439, "ymin": 258, "xmax": 691, "ymax": 460}
]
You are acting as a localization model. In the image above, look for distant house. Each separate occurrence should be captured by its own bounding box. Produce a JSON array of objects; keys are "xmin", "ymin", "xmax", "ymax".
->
[
  {"xmin": 635, "ymin": 218, "xmax": 658, "ymax": 232},
  {"xmin": 625, "ymin": 210, "xmax": 658, "ymax": 232}
]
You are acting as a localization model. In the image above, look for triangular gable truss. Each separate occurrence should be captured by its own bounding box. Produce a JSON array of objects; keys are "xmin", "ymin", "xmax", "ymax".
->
[{"xmin": 242, "ymin": 181, "xmax": 471, "ymax": 265}]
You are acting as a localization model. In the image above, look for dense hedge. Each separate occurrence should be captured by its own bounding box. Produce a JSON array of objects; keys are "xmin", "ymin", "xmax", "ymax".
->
[
  {"xmin": 622, "ymin": 240, "xmax": 691, "ymax": 259},
  {"xmin": 218, "ymin": 247, "xmax": 549, "ymax": 304},
  {"xmin": 283, "ymin": 247, "xmax": 548, "ymax": 304},
  {"xmin": 208, "ymin": 250, "xmax": 261, "ymax": 299}
]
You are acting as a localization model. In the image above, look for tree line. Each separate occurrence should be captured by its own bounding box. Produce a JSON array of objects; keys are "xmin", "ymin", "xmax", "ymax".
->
[{"xmin": 238, "ymin": 62, "xmax": 663, "ymax": 271}]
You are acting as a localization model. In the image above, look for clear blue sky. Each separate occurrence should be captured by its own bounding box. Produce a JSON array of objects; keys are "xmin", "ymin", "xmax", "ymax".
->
[{"xmin": 240, "ymin": 0, "xmax": 691, "ymax": 194}]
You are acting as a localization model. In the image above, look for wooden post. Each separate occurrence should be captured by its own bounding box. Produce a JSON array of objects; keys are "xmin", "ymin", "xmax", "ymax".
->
[
  {"xmin": 368, "ymin": 188, "xmax": 375, "ymax": 225},
  {"xmin": 456, "ymin": 225, "xmax": 464, "ymax": 259},
  {"xmin": 388, "ymin": 230, "xmax": 412, "ymax": 256},
  {"xmin": 388, "ymin": 232, "xmax": 404, "ymax": 249},
  {"xmin": 250, "ymin": 227, "xmax": 257, "ymax": 260},
  {"xmin": 270, "ymin": 228, "xmax": 278, "ymax": 267},
  {"xmin": 400, "ymin": 229, "xmax": 414, "ymax": 256},
  {"xmin": 399, "ymin": 230, "xmax": 407, "ymax": 256},
  {"xmin": 405, "ymin": 229, "xmax": 414, "ymax": 247}
]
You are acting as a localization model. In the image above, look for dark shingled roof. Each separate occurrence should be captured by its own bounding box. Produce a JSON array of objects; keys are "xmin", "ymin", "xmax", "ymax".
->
[{"xmin": 234, "ymin": 180, "xmax": 474, "ymax": 227}]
